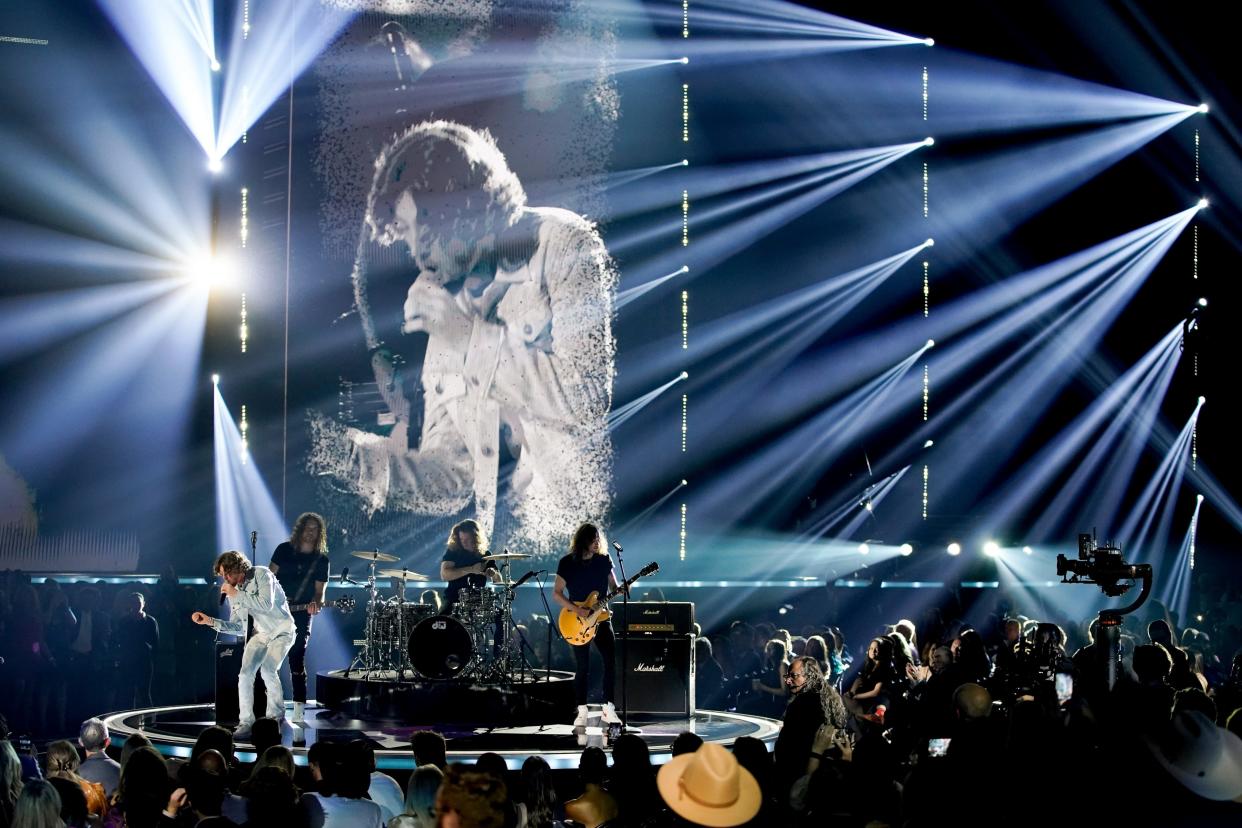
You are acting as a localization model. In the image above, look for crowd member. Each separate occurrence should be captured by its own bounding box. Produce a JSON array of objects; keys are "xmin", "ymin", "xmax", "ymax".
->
[
  {"xmin": 43, "ymin": 740, "xmax": 106, "ymax": 820},
  {"xmin": 1, "ymin": 740, "xmax": 23, "ymax": 826},
  {"xmin": 388, "ymin": 765, "xmax": 442, "ymax": 828},
  {"xmin": 12, "ymin": 779, "xmax": 64, "ymax": 828},
  {"xmin": 299, "ymin": 740, "xmax": 383, "ymax": 828},
  {"xmin": 435, "ymin": 765, "xmax": 508, "ymax": 828},
  {"xmin": 104, "ymin": 745, "xmax": 171, "ymax": 828},
  {"xmin": 517, "ymin": 756, "xmax": 559, "ymax": 828},
  {"xmin": 656, "ymin": 743, "xmax": 760, "ymax": 828},
  {"xmin": 47, "ymin": 775, "xmax": 89, "ymax": 828},
  {"xmin": 774, "ymin": 657, "xmax": 846, "ymax": 797},
  {"xmin": 77, "ymin": 718, "xmax": 121, "ymax": 798},
  {"xmin": 238, "ymin": 765, "xmax": 299, "ymax": 827},
  {"xmin": 410, "ymin": 731, "xmax": 447, "ymax": 772},
  {"xmin": 563, "ymin": 747, "xmax": 616, "ymax": 828}
]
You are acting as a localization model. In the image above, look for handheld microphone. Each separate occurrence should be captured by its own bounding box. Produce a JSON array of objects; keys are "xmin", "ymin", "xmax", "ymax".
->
[{"xmin": 219, "ymin": 586, "xmax": 227, "ymax": 607}]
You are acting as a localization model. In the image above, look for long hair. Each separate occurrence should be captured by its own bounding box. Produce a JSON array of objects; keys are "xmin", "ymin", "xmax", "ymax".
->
[
  {"xmin": 213, "ymin": 550, "xmax": 252, "ymax": 579},
  {"xmin": 12, "ymin": 780, "xmax": 62, "ymax": 828},
  {"xmin": 569, "ymin": 523, "xmax": 605, "ymax": 561},
  {"xmin": 520, "ymin": 756, "xmax": 557, "ymax": 828},
  {"xmin": 44, "ymin": 740, "xmax": 81, "ymax": 778},
  {"xmin": 289, "ymin": 513, "xmax": 328, "ymax": 554},
  {"xmin": 446, "ymin": 519, "xmax": 489, "ymax": 556},
  {"xmin": 1, "ymin": 741, "xmax": 22, "ymax": 813},
  {"xmin": 403, "ymin": 765, "xmax": 443, "ymax": 825},
  {"xmin": 792, "ymin": 656, "xmax": 848, "ymax": 730}
]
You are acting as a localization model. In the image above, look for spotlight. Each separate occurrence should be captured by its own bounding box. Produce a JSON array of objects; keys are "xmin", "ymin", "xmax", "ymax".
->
[
  {"xmin": 1197, "ymin": 103, "xmax": 1209, "ymax": 114},
  {"xmin": 1022, "ymin": 546, "xmax": 1033, "ymax": 555},
  {"xmin": 1195, "ymin": 613, "xmax": 1204, "ymax": 622},
  {"xmin": 681, "ymin": 159, "xmax": 689, "ymax": 166},
  {"xmin": 207, "ymin": 157, "xmax": 223, "ymax": 174},
  {"xmin": 924, "ymin": 238, "xmax": 935, "ymax": 248},
  {"xmin": 185, "ymin": 255, "xmax": 238, "ymax": 288},
  {"xmin": 926, "ymin": 339, "xmax": 935, "ymax": 349},
  {"xmin": 923, "ymin": 136, "xmax": 935, "ymax": 147},
  {"xmin": 1197, "ymin": 198, "xmax": 1209, "ymax": 209},
  {"xmin": 679, "ymin": 371, "xmax": 689, "ymax": 380},
  {"xmin": 680, "ymin": 265, "xmax": 690, "ymax": 273},
  {"xmin": 211, "ymin": 59, "xmax": 221, "ymax": 72},
  {"xmin": 923, "ymin": 439, "xmax": 935, "ymax": 448},
  {"xmin": 1198, "ymin": 297, "xmax": 1208, "ymax": 307},
  {"xmin": 679, "ymin": 57, "xmax": 689, "ymax": 64},
  {"xmin": 212, "ymin": 373, "xmax": 220, "ymax": 385},
  {"xmin": 924, "ymin": 37, "xmax": 935, "ymax": 47},
  {"xmin": 946, "ymin": 542, "xmax": 961, "ymax": 556},
  {"xmin": 1198, "ymin": 396, "xmax": 1206, "ymax": 405},
  {"xmin": 681, "ymin": 479, "xmax": 688, "ymax": 487},
  {"xmin": 858, "ymin": 543, "xmax": 870, "ymax": 555},
  {"xmin": 983, "ymin": 541, "xmax": 1000, "ymax": 558},
  {"xmin": 899, "ymin": 543, "xmax": 914, "ymax": 557},
  {"xmin": 778, "ymin": 603, "xmax": 792, "ymax": 616}
]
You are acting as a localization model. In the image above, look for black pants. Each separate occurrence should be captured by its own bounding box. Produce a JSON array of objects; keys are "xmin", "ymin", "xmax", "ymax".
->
[
  {"xmin": 289, "ymin": 611, "xmax": 313, "ymax": 703},
  {"xmin": 572, "ymin": 620, "xmax": 616, "ymax": 705}
]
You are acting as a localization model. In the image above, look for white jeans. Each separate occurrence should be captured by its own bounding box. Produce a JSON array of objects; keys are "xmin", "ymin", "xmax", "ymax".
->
[{"xmin": 238, "ymin": 631, "xmax": 294, "ymax": 726}]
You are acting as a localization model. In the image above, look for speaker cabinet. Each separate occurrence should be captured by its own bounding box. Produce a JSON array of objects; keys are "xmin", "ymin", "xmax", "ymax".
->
[
  {"xmin": 215, "ymin": 642, "xmax": 268, "ymax": 725},
  {"xmin": 614, "ymin": 634, "xmax": 694, "ymax": 717}
]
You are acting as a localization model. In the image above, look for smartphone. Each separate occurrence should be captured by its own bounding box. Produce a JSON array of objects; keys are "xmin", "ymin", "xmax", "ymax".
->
[
  {"xmin": 927, "ymin": 737, "xmax": 951, "ymax": 757},
  {"xmin": 15, "ymin": 733, "xmax": 33, "ymax": 754},
  {"xmin": 1055, "ymin": 672, "xmax": 1073, "ymax": 704}
]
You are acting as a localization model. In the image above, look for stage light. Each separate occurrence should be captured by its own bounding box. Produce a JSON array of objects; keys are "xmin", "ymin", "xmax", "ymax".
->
[
  {"xmin": 1197, "ymin": 297, "xmax": 1207, "ymax": 307},
  {"xmin": 1196, "ymin": 613, "xmax": 1204, "ymax": 622},
  {"xmin": 899, "ymin": 543, "xmax": 914, "ymax": 556},
  {"xmin": 679, "ymin": 371, "xmax": 689, "ymax": 380},
  {"xmin": 924, "ymin": 439, "xmax": 935, "ymax": 448},
  {"xmin": 924, "ymin": 238, "xmax": 935, "ymax": 248},
  {"xmin": 1022, "ymin": 546, "xmax": 1033, "ymax": 555},
  {"xmin": 924, "ymin": 38, "xmax": 935, "ymax": 47},
  {"xmin": 185, "ymin": 255, "xmax": 238, "ymax": 288},
  {"xmin": 680, "ymin": 265, "xmax": 690, "ymax": 273},
  {"xmin": 858, "ymin": 543, "xmax": 870, "ymax": 555},
  {"xmin": 207, "ymin": 157, "xmax": 223, "ymax": 174},
  {"xmin": 1196, "ymin": 493, "xmax": 1204, "ymax": 502},
  {"xmin": 947, "ymin": 542, "xmax": 961, "ymax": 556},
  {"xmin": 681, "ymin": 159, "xmax": 689, "ymax": 166},
  {"xmin": 681, "ymin": 479, "xmax": 688, "ymax": 486},
  {"xmin": 1198, "ymin": 396, "xmax": 1206, "ymax": 405},
  {"xmin": 680, "ymin": 56, "xmax": 689, "ymax": 64},
  {"xmin": 983, "ymin": 540, "xmax": 1000, "ymax": 557},
  {"xmin": 923, "ymin": 136, "xmax": 935, "ymax": 147},
  {"xmin": 1197, "ymin": 198, "xmax": 1209, "ymax": 209},
  {"xmin": 211, "ymin": 373, "xmax": 220, "ymax": 385},
  {"xmin": 1197, "ymin": 103, "xmax": 1209, "ymax": 114},
  {"xmin": 926, "ymin": 339, "xmax": 935, "ymax": 349},
  {"xmin": 211, "ymin": 59, "xmax": 221, "ymax": 72}
]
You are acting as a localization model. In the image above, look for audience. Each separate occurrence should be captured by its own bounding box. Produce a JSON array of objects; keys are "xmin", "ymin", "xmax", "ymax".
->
[
  {"xmin": 389, "ymin": 765, "xmax": 442, "ymax": 828},
  {"xmin": 77, "ymin": 718, "xmax": 121, "ymax": 799},
  {"xmin": 12, "ymin": 779, "xmax": 64, "ymax": 828}
]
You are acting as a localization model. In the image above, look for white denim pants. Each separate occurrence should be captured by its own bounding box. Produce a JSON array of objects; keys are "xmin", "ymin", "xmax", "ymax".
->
[{"xmin": 238, "ymin": 631, "xmax": 294, "ymax": 726}]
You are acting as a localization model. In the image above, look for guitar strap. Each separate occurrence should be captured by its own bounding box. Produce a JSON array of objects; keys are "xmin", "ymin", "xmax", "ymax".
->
[{"xmin": 292, "ymin": 552, "xmax": 322, "ymax": 605}]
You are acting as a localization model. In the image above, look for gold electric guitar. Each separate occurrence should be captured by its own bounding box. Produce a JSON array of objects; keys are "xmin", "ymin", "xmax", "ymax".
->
[{"xmin": 558, "ymin": 562, "xmax": 659, "ymax": 646}]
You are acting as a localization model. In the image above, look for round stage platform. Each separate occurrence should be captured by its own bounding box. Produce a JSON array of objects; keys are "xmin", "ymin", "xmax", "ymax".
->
[{"xmin": 101, "ymin": 703, "xmax": 782, "ymax": 770}]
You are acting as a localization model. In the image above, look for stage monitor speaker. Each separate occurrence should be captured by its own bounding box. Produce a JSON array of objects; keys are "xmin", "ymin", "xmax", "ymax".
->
[
  {"xmin": 615, "ymin": 634, "xmax": 694, "ymax": 718},
  {"xmin": 215, "ymin": 641, "xmax": 268, "ymax": 725}
]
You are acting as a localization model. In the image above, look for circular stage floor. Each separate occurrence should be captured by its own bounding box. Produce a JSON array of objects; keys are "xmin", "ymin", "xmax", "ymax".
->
[{"xmin": 101, "ymin": 704, "xmax": 782, "ymax": 770}]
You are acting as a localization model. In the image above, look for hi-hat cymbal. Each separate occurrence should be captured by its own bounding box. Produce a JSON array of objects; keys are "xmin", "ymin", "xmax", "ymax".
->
[
  {"xmin": 352, "ymin": 550, "xmax": 399, "ymax": 563},
  {"xmin": 378, "ymin": 568, "xmax": 430, "ymax": 581},
  {"xmin": 481, "ymin": 552, "xmax": 533, "ymax": 560}
]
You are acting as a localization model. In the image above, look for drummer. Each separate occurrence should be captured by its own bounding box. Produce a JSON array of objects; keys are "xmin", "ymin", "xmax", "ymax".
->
[{"xmin": 439, "ymin": 519, "xmax": 502, "ymax": 610}]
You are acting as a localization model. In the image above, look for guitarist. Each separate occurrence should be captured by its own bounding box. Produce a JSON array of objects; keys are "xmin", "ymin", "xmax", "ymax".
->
[
  {"xmin": 554, "ymin": 523, "xmax": 625, "ymax": 727},
  {"xmin": 269, "ymin": 512, "xmax": 331, "ymax": 723}
]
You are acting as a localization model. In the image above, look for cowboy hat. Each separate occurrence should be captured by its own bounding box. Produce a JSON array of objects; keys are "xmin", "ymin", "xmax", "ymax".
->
[
  {"xmin": 1146, "ymin": 710, "xmax": 1242, "ymax": 801},
  {"xmin": 657, "ymin": 742, "xmax": 761, "ymax": 827}
]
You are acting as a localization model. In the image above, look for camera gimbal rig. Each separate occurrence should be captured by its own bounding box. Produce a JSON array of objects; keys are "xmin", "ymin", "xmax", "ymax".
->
[{"xmin": 1056, "ymin": 533, "xmax": 1153, "ymax": 690}]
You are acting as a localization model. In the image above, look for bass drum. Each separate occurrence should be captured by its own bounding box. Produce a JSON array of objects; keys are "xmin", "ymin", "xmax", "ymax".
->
[{"xmin": 409, "ymin": 615, "xmax": 475, "ymax": 679}]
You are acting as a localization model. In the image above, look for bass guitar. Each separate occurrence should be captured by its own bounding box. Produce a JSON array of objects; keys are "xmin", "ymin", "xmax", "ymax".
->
[
  {"xmin": 557, "ymin": 562, "xmax": 659, "ymax": 646},
  {"xmin": 288, "ymin": 596, "xmax": 357, "ymax": 614}
]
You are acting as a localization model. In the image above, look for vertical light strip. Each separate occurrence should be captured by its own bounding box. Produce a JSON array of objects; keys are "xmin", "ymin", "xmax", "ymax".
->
[
  {"xmin": 922, "ymin": 365, "xmax": 929, "ymax": 421},
  {"xmin": 682, "ymin": 84, "xmax": 689, "ymax": 143},
  {"xmin": 682, "ymin": 0, "xmax": 689, "ymax": 38},
  {"xmin": 922, "ymin": 465, "xmax": 928, "ymax": 520},
  {"xmin": 240, "ymin": 187, "xmax": 249, "ymax": 247},
  {"xmin": 1190, "ymin": 500, "xmax": 1200, "ymax": 570},
  {"xmin": 922, "ymin": 162, "xmax": 929, "ymax": 218},
  {"xmin": 243, "ymin": 0, "xmax": 251, "ymax": 38},
  {"xmin": 922, "ymin": 65, "xmax": 931, "ymax": 521},
  {"xmin": 1192, "ymin": 225, "xmax": 1198, "ymax": 280},
  {"xmin": 681, "ymin": 394, "xmax": 688, "ymax": 452},
  {"xmin": 240, "ymin": 294, "xmax": 248, "ymax": 354},
  {"xmin": 1192, "ymin": 425, "xmax": 1197, "ymax": 471},
  {"xmin": 240, "ymin": 403, "xmax": 250, "ymax": 464},
  {"xmin": 681, "ymin": 290, "xmax": 689, "ymax": 349},
  {"xmin": 679, "ymin": 503, "xmax": 687, "ymax": 561},
  {"xmin": 922, "ymin": 260, "xmax": 929, "ymax": 317},
  {"xmin": 922, "ymin": 66, "xmax": 928, "ymax": 121},
  {"xmin": 682, "ymin": 190, "xmax": 689, "ymax": 246},
  {"xmin": 1194, "ymin": 129, "xmax": 1200, "ymax": 182}
]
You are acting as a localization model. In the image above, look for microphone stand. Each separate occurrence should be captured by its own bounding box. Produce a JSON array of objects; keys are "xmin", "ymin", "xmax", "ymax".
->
[{"xmin": 613, "ymin": 541, "xmax": 634, "ymax": 733}]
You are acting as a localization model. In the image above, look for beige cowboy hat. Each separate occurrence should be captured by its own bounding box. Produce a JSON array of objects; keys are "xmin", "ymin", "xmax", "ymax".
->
[
  {"xmin": 657, "ymin": 742, "xmax": 761, "ymax": 827},
  {"xmin": 1146, "ymin": 710, "xmax": 1242, "ymax": 801}
]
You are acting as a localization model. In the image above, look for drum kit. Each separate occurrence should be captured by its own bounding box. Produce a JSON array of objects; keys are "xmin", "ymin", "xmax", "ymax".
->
[{"xmin": 344, "ymin": 548, "xmax": 535, "ymax": 683}]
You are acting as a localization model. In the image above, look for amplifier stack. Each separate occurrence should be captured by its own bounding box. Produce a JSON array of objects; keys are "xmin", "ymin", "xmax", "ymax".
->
[{"xmin": 614, "ymin": 602, "xmax": 695, "ymax": 718}]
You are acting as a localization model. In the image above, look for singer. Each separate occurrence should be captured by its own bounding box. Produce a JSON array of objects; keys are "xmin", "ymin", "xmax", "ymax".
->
[
  {"xmin": 191, "ymin": 550, "xmax": 296, "ymax": 740},
  {"xmin": 553, "ymin": 523, "xmax": 623, "ymax": 726},
  {"xmin": 269, "ymin": 512, "xmax": 331, "ymax": 723}
]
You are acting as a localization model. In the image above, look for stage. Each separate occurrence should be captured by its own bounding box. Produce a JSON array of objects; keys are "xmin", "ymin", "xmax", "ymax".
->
[{"xmin": 100, "ymin": 703, "xmax": 782, "ymax": 770}]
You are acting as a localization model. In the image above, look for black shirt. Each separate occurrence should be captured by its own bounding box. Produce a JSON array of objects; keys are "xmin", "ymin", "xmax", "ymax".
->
[
  {"xmin": 442, "ymin": 546, "xmax": 498, "ymax": 606},
  {"xmin": 555, "ymin": 552, "xmax": 614, "ymax": 603},
  {"xmin": 270, "ymin": 542, "xmax": 331, "ymax": 606}
]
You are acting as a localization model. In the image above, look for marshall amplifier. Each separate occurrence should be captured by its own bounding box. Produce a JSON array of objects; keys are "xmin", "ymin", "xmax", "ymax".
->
[
  {"xmin": 614, "ymin": 602, "xmax": 695, "ymax": 636},
  {"xmin": 615, "ymin": 634, "xmax": 695, "ymax": 717},
  {"xmin": 215, "ymin": 642, "xmax": 267, "ymax": 725}
]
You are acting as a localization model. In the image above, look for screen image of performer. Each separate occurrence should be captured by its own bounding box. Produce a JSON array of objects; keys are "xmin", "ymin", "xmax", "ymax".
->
[
  {"xmin": 309, "ymin": 120, "xmax": 616, "ymax": 551},
  {"xmin": 191, "ymin": 550, "xmax": 295, "ymax": 740},
  {"xmin": 440, "ymin": 518, "xmax": 501, "ymax": 609},
  {"xmin": 553, "ymin": 523, "xmax": 623, "ymax": 727},
  {"xmin": 269, "ymin": 512, "xmax": 331, "ymax": 723}
]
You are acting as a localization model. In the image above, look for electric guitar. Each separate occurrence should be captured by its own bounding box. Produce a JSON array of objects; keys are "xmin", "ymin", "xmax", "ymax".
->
[
  {"xmin": 288, "ymin": 596, "xmax": 357, "ymax": 614},
  {"xmin": 558, "ymin": 562, "xmax": 659, "ymax": 646}
]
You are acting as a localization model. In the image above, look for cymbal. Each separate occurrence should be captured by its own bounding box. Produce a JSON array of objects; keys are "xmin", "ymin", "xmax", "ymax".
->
[
  {"xmin": 481, "ymin": 552, "xmax": 533, "ymax": 560},
  {"xmin": 352, "ymin": 550, "xmax": 399, "ymax": 563},
  {"xmin": 378, "ymin": 568, "xmax": 430, "ymax": 581}
]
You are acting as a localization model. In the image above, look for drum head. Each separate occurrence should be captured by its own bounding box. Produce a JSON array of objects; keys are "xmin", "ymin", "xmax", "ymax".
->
[{"xmin": 409, "ymin": 615, "xmax": 474, "ymax": 679}]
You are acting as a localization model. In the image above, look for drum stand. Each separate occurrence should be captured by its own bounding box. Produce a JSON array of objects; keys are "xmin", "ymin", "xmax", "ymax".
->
[{"xmin": 345, "ymin": 559, "xmax": 383, "ymax": 679}]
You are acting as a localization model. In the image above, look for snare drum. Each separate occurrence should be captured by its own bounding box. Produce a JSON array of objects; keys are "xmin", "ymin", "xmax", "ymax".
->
[
  {"xmin": 409, "ymin": 615, "xmax": 475, "ymax": 679},
  {"xmin": 452, "ymin": 588, "xmax": 501, "ymax": 626},
  {"xmin": 378, "ymin": 602, "xmax": 437, "ymax": 643}
]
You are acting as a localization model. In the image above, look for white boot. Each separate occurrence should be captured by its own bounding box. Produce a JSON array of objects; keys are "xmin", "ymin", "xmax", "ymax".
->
[
  {"xmin": 292, "ymin": 702, "xmax": 305, "ymax": 723},
  {"xmin": 574, "ymin": 704, "xmax": 589, "ymax": 727},
  {"xmin": 601, "ymin": 702, "xmax": 622, "ymax": 725}
]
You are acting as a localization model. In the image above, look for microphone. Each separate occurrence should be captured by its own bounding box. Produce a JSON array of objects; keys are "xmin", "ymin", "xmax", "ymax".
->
[
  {"xmin": 250, "ymin": 530, "xmax": 257, "ymax": 551},
  {"xmin": 612, "ymin": 541, "xmax": 623, "ymax": 553},
  {"xmin": 219, "ymin": 585, "xmax": 228, "ymax": 607},
  {"xmin": 511, "ymin": 569, "xmax": 546, "ymax": 589}
]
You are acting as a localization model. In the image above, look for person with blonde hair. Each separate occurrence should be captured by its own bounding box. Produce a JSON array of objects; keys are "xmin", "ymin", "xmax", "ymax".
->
[
  {"xmin": 269, "ymin": 512, "xmax": 331, "ymax": 723},
  {"xmin": 191, "ymin": 550, "xmax": 295, "ymax": 740}
]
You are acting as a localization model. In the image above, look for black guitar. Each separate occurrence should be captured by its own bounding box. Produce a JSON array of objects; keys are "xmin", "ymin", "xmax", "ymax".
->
[{"xmin": 288, "ymin": 596, "xmax": 357, "ymax": 614}]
